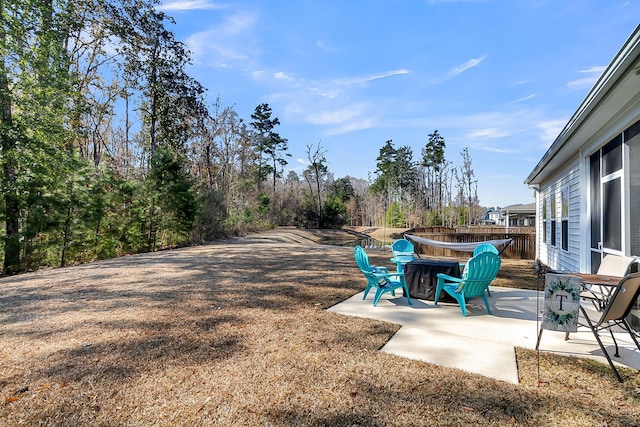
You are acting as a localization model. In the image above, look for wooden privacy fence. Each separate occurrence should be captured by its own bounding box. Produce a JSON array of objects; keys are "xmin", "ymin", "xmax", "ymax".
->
[{"xmin": 407, "ymin": 230, "xmax": 536, "ymax": 260}]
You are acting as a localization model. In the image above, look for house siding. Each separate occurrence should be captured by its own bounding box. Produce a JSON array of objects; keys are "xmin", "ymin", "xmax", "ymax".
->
[
  {"xmin": 527, "ymin": 27, "xmax": 640, "ymax": 333},
  {"xmin": 536, "ymin": 156, "xmax": 581, "ymax": 272}
]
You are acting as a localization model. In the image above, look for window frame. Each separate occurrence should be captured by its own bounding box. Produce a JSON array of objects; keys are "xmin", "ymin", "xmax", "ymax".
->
[
  {"xmin": 561, "ymin": 186, "xmax": 569, "ymax": 251},
  {"xmin": 550, "ymin": 192, "xmax": 557, "ymax": 247},
  {"xmin": 542, "ymin": 197, "xmax": 548, "ymax": 244}
]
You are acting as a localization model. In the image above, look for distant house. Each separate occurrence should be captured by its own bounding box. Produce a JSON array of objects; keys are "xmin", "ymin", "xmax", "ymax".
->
[
  {"xmin": 524, "ymin": 25, "xmax": 640, "ymax": 274},
  {"xmin": 485, "ymin": 208, "xmax": 503, "ymax": 225},
  {"xmin": 501, "ymin": 203, "xmax": 535, "ymax": 228}
]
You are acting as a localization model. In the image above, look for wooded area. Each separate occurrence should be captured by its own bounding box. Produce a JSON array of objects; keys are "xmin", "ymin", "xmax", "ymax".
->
[{"xmin": 0, "ymin": 0, "xmax": 484, "ymax": 275}]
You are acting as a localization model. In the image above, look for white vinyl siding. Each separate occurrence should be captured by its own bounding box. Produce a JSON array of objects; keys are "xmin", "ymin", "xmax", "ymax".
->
[{"xmin": 537, "ymin": 156, "xmax": 581, "ymax": 272}]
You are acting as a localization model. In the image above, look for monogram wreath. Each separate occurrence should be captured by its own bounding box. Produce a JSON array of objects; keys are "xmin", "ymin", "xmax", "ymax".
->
[{"xmin": 543, "ymin": 277, "xmax": 580, "ymax": 327}]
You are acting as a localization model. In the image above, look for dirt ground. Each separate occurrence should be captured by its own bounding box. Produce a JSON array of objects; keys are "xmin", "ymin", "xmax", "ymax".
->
[{"xmin": 345, "ymin": 226, "xmax": 409, "ymax": 242}]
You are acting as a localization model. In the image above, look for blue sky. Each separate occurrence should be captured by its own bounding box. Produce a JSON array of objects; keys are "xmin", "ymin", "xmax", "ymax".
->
[{"xmin": 158, "ymin": 0, "xmax": 639, "ymax": 208}]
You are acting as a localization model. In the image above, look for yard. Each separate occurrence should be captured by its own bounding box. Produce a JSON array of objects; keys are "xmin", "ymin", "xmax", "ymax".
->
[{"xmin": 1, "ymin": 228, "xmax": 639, "ymax": 426}]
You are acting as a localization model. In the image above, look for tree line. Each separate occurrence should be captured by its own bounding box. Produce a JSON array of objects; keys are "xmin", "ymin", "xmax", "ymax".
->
[{"xmin": 0, "ymin": 0, "xmax": 481, "ymax": 275}]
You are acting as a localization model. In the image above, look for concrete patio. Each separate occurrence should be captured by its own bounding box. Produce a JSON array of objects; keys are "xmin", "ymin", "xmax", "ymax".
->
[{"xmin": 328, "ymin": 286, "xmax": 640, "ymax": 384}]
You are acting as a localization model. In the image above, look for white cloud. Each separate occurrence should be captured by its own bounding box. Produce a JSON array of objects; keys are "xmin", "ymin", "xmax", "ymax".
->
[
  {"xmin": 409, "ymin": 109, "xmax": 566, "ymax": 156},
  {"xmin": 306, "ymin": 104, "xmax": 370, "ymax": 126},
  {"xmin": 511, "ymin": 94, "xmax": 536, "ymax": 103},
  {"xmin": 264, "ymin": 67, "xmax": 411, "ymax": 135},
  {"xmin": 566, "ymin": 66, "xmax": 606, "ymax": 90},
  {"xmin": 446, "ymin": 56, "xmax": 486, "ymax": 79},
  {"xmin": 326, "ymin": 117, "xmax": 378, "ymax": 135},
  {"xmin": 255, "ymin": 68, "xmax": 411, "ymax": 130},
  {"xmin": 566, "ymin": 76, "xmax": 598, "ymax": 90},
  {"xmin": 251, "ymin": 70, "xmax": 267, "ymax": 79},
  {"xmin": 159, "ymin": 0, "xmax": 226, "ymax": 11},
  {"xmin": 333, "ymin": 69, "xmax": 410, "ymax": 86},
  {"xmin": 316, "ymin": 40, "xmax": 341, "ymax": 53},
  {"xmin": 466, "ymin": 128, "xmax": 513, "ymax": 139},
  {"xmin": 314, "ymin": 88, "xmax": 342, "ymax": 99},
  {"xmin": 277, "ymin": 86, "xmax": 380, "ymax": 135},
  {"xmin": 364, "ymin": 69, "xmax": 410, "ymax": 82},
  {"xmin": 252, "ymin": 71, "xmax": 301, "ymax": 86},
  {"xmin": 476, "ymin": 145, "xmax": 515, "ymax": 154},
  {"xmin": 536, "ymin": 119, "xmax": 567, "ymax": 146},
  {"xmin": 274, "ymin": 71, "xmax": 295, "ymax": 81},
  {"xmin": 185, "ymin": 11, "xmax": 258, "ymax": 65},
  {"xmin": 261, "ymin": 69, "xmax": 409, "ymax": 103},
  {"xmin": 581, "ymin": 66, "xmax": 606, "ymax": 74}
]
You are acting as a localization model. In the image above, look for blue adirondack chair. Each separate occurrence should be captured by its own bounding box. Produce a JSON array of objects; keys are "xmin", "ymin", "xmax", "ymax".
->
[
  {"xmin": 460, "ymin": 243, "xmax": 499, "ymax": 271},
  {"xmin": 473, "ymin": 243, "xmax": 499, "ymax": 257},
  {"xmin": 354, "ymin": 246, "xmax": 412, "ymax": 306},
  {"xmin": 391, "ymin": 239, "xmax": 415, "ymax": 257},
  {"xmin": 435, "ymin": 252, "xmax": 501, "ymax": 316},
  {"xmin": 390, "ymin": 239, "xmax": 415, "ymax": 273},
  {"xmin": 460, "ymin": 243, "xmax": 500, "ymax": 296}
]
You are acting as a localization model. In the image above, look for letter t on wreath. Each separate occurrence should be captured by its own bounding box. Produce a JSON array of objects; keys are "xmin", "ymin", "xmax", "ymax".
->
[{"xmin": 536, "ymin": 273, "xmax": 582, "ymax": 350}]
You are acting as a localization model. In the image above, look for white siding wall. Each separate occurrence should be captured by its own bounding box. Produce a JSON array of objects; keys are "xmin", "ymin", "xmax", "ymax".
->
[{"xmin": 536, "ymin": 156, "xmax": 581, "ymax": 271}]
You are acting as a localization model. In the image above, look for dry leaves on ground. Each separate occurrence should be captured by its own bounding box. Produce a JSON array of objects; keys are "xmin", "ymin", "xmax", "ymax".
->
[{"xmin": 1, "ymin": 229, "xmax": 639, "ymax": 426}]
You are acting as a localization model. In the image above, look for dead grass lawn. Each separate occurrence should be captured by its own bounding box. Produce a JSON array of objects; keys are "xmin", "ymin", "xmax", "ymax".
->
[{"xmin": 1, "ymin": 228, "xmax": 639, "ymax": 426}]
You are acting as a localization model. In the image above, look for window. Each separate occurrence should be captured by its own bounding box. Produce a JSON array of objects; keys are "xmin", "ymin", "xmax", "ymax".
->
[
  {"xmin": 626, "ymin": 118, "xmax": 640, "ymax": 256},
  {"xmin": 590, "ymin": 154, "xmax": 601, "ymax": 252},
  {"xmin": 602, "ymin": 134, "xmax": 622, "ymax": 175},
  {"xmin": 542, "ymin": 197, "xmax": 547, "ymax": 244},
  {"xmin": 550, "ymin": 192, "xmax": 556, "ymax": 247},
  {"xmin": 624, "ymin": 118, "xmax": 640, "ymax": 335},
  {"xmin": 561, "ymin": 186, "xmax": 569, "ymax": 251},
  {"xmin": 600, "ymin": 135, "xmax": 623, "ymax": 251},
  {"xmin": 603, "ymin": 178, "xmax": 622, "ymax": 250}
]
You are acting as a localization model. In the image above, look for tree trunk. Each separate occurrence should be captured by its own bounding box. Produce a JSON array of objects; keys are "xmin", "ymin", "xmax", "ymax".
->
[
  {"xmin": 315, "ymin": 167, "xmax": 322, "ymax": 227},
  {"xmin": 60, "ymin": 206, "xmax": 73, "ymax": 268},
  {"xmin": 149, "ymin": 38, "xmax": 159, "ymax": 160},
  {"xmin": 272, "ymin": 157, "xmax": 277, "ymax": 195},
  {"xmin": 0, "ymin": 16, "xmax": 21, "ymax": 274}
]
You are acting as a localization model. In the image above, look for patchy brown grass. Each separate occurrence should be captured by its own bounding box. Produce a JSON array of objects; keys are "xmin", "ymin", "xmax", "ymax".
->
[{"xmin": 1, "ymin": 228, "xmax": 639, "ymax": 426}]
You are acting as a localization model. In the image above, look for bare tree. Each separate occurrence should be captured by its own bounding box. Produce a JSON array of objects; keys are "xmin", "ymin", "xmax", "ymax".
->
[
  {"xmin": 458, "ymin": 147, "xmax": 478, "ymax": 225},
  {"xmin": 304, "ymin": 143, "xmax": 329, "ymax": 227}
]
